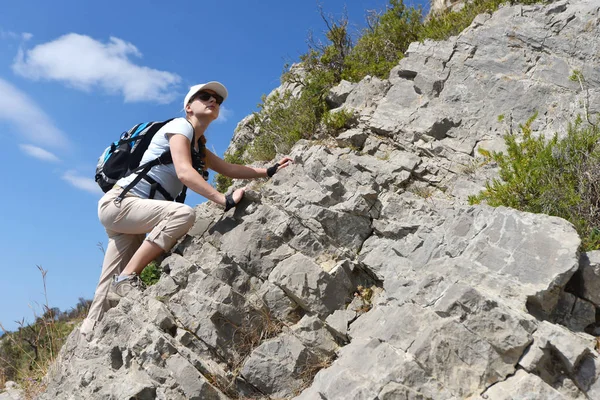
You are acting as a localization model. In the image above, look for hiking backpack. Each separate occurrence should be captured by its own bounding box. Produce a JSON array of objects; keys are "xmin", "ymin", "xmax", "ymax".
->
[{"xmin": 94, "ymin": 119, "xmax": 208, "ymax": 203}]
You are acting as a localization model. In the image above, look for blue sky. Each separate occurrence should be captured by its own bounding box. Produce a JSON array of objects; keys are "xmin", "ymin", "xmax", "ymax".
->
[{"xmin": 0, "ymin": 0, "xmax": 429, "ymax": 333}]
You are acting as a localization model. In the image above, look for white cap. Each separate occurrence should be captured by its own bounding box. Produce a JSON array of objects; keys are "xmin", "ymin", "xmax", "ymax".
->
[{"xmin": 183, "ymin": 81, "xmax": 228, "ymax": 108}]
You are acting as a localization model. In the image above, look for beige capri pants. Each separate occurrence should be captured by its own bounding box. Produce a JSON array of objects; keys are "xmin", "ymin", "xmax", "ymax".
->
[{"xmin": 81, "ymin": 187, "xmax": 195, "ymax": 335}]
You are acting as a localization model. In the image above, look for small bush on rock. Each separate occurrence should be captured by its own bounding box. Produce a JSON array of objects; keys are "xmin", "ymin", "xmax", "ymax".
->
[
  {"xmin": 469, "ymin": 114, "xmax": 600, "ymax": 250},
  {"xmin": 140, "ymin": 261, "xmax": 161, "ymax": 286},
  {"xmin": 248, "ymin": 90, "xmax": 321, "ymax": 161},
  {"xmin": 344, "ymin": 0, "xmax": 422, "ymax": 81},
  {"xmin": 322, "ymin": 108, "xmax": 354, "ymax": 135}
]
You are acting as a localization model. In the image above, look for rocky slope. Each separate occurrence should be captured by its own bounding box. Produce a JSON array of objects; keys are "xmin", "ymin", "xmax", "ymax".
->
[{"xmin": 30, "ymin": 1, "xmax": 600, "ymax": 399}]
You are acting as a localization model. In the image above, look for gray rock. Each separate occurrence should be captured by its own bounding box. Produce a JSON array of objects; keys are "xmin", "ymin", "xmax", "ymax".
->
[
  {"xmin": 326, "ymin": 79, "xmax": 356, "ymax": 108},
  {"xmin": 251, "ymin": 279, "xmax": 300, "ymax": 323},
  {"xmin": 269, "ymin": 253, "xmax": 352, "ymax": 318},
  {"xmin": 483, "ymin": 369, "xmax": 567, "ymax": 400},
  {"xmin": 290, "ymin": 315, "xmax": 339, "ymax": 357},
  {"xmin": 549, "ymin": 291, "xmax": 596, "ymax": 332},
  {"xmin": 0, "ymin": 382, "xmax": 22, "ymax": 400},
  {"xmin": 344, "ymin": 75, "xmax": 390, "ymax": 116},
  {"xmin": 575, "ymin": 251, "xmax": 600, "ymax": 307},
  {"xmin": 161, "ymin": 253, "xmax": 198, "ymax": 287},
  {"xmin": 519, "ymin": 321, "xmax": 595, "ymax": 374},
  {"xmin": 430, "ymin": 206, "xmax": 581, "ymax": 316},
  {"xmin": 335, "ymin": 128, "xmax": 368, "ymax": 149},
  {"xmin": 325, "ymin": 309, "xmax": 352, "ymax": 339},
  {"xmin": 165, "ymin": 354, "xmax": 223, "ymax": 400},
  {"xmin": 294, "ymin": 338, "xmax": 456, "ymax": 400},
  {"xmin": 240, "ymin": 334, "xmax": 318, "ymax": 397},
  {"xmin": 147, "ymin": 298, "xmax": 176, "ymax": 334},
  {"xmin": 432, "ymin": 284, "xmax": 536, "ymax": 361},
  {"xmin": 219, "ymin": 205, "xmax": 291, "ymax": 279},
  {"xmin": 518, "ymin": 321, "xmax": 598, "ymax": 398},
  {"xmin": 228, "ymin": 114, "xmax": 258, "ymax": 156},
  {"xmin": 369, "ymin": 79, "xmax": 423, "ymax": 135}
]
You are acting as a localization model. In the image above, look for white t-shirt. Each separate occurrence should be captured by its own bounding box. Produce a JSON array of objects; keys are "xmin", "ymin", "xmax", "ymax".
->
[{"xmin": 117, "ymin": 118, "xmax": 194, "ymax": 200}]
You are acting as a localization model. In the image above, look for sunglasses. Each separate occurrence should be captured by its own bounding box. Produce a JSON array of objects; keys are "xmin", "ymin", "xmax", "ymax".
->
[{"xmin": 194, "ymin": 91, "xmax": 224, "ymax": 105}]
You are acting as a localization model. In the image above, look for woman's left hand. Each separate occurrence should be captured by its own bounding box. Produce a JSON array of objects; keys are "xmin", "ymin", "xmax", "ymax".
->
[
  {"xmin": 266, "ymin": 157, "xmax": 293, "ymax": 178},
  {"xmin": 276, "ymin": 157, "xmax": 293, "ymax": 172}
]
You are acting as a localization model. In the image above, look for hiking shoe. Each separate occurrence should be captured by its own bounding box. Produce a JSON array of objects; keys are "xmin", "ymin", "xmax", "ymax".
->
[{"xmin": 106, "ymin": 273, "xmax": 146, "ymax": 302}]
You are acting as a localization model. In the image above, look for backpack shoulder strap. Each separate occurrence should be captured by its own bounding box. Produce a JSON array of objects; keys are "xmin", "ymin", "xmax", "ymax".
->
[
  {"xmin": 175, "ymin": 186, "xmax": 188, "ymax": 203},
  {"xmin": 113, "ymin": 150, "xmax": 174, "ymax": 205}
]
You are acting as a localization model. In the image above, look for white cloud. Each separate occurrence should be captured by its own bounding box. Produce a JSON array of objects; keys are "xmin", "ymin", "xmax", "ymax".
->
[
  {"xmin": 19, "ymin": 144, "xmax": 60, "ymax": 162},
  {"xmin": 62, "ymin": 170, "xmax": 103, "ymax": 195},
  {"xmin": 215, "ymin": 105, "xmax": 233, "ymax": 123},
  {"xmin": 0, "ymin": 29, "xmax": 32, "ymax": 41},
  {"xmin": 13, "ymin": 34, "xmax": 181, "ymax": 103},
  {"xmin": 0, "ymin": 30, "xmax": 18, "ymax": 40},
  {"xmin": 0, "ymin": 78, "xmax": 69, "ymax": 148}
]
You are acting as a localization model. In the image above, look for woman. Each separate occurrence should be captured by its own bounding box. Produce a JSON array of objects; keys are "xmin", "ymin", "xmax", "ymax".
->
[{"xmin": 80, "ymin": 82, "xmax": 292, "ymax": 338}]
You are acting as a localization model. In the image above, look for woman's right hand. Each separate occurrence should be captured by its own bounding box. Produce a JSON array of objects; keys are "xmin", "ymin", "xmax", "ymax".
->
[
  {"xmin": 232, "ymin": 187, "xmax": 246, "ymax": 204},
  {"xmin": 224, "ymin": 187, "xmax": 246, "ymax": 211}
]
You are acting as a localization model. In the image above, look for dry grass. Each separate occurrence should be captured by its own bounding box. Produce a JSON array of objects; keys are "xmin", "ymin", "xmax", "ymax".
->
[
  {"xmin": 230, "ymin": 308, "xmax": 285, "ymax": 371},
  {"xmin": 460, "ymin": 160, "xmax": 481, "ymax": 175},
  {"xmin": 0, "ymin": 368, "xmax": 6, "ymax": 390},
  {"xmin": 202, "ymin": 301, "xmax": 286, "ymax": 399},
  {"xmin": 408, "ymin": 183, "xmax": 435, "ymax": 199},
  {"xmin": 293, "ymin": 354, "xmax": 336, "ymax": 396},
  {"xmin": 0, "ymin": 266, "xmax": 90, "ymax": 399}
]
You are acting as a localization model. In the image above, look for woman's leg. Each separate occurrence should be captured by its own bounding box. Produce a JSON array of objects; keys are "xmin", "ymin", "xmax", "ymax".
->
[
  {"xmin": 120, "ymin": 240, "xmax": 164, "ymax": 276},
  {"xmin": 101, "ymin": 191, "xmax": 197, "ymax": 277},
  {"xmin": 81, "ymin": 230, "xmax": 144, "ymax": 336},
  {"xmin": 82, "ymin": 188, "xmax": 195, "ymax": 335}
]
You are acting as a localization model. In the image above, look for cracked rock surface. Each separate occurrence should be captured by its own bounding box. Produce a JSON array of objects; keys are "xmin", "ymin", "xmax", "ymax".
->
[{"xmin": 36, "ymin": 1, "xmax": 600, "ymax": 399}]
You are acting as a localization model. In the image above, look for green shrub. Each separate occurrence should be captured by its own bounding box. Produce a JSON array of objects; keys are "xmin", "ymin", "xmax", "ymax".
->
[
  {"xmin": 322, "ymin": 108, "xmax": 354, "ymax": 135},
  {"xmin": 247, "ymin": 133, "xmax": 281, "ymax": 162},
  {"xmin": 314, "ymin": 13, "xmax": 353, "ymax": 83},
  {"xmin": 140, "ymin": 261, "xmax": 161, "ymax": 286},
  {"xmin": 215, "ymin": 174, "xmax": 233, "ymax": 194},
  {"xmin": 248, "ymin": 90, "xmax": 322, "ymax": 161},
  {"xmin": 241, "ymin": 10, "xmax": 354, "ymax": 162},
  {"xmin": 469, "ymin": 114, "xmax": 600, "ymax": 250},
  {"xmin": 344, "ymin": 0, "xmax": 422, "ymax": 81}
]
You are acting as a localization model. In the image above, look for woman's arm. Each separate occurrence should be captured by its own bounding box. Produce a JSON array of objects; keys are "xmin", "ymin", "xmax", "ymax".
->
[
  {"xmin": 205, "ymin": 149, "xmax": 292, "ymax": 179},
  {"xmin": 169, "ymin": 134, "xmax": 233, "ymax": 206}
]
